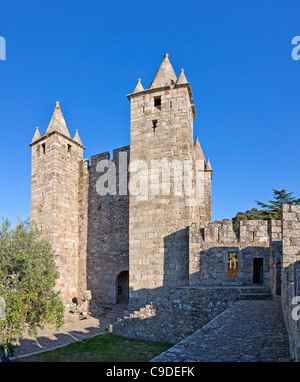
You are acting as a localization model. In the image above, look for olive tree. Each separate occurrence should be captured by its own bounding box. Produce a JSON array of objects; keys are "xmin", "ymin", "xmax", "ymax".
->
[{"xmin": 0, "ymin": 219, "xmax": 64, "ymax": 361}]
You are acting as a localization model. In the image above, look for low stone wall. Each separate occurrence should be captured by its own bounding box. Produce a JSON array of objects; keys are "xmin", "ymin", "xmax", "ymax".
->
[{"xmin": 111, "ymin": 286, "xmax": 248, "ymax": 344}]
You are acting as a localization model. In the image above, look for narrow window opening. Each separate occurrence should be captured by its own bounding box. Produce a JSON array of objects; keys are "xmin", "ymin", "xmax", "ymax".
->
[
  {"xmin": 67, "ymin": 144, "xmax": 71, "ymax": 154},
  {"xmin": 170, "ymin": 100, "xmax": 172, "ymax": 108},
  {"xmin": 42, "ymin": 143, "xmax": 46, "ymax": 155},
  {"xmin": 152, "ymin": 120, "xmax": 158, "ymax": 132},
  {"xmin": 228, "ymin": 252, "xmax": 238, "ymax": 278},
  {"xmin": 154, "ymin": 96, "xmax": 161, "ymax": 109}
]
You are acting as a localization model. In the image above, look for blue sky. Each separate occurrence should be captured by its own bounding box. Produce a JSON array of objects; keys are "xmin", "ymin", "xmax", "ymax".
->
[{"xmin": 0, "ymin": 0, "xmax": 299, "ymax": 223}]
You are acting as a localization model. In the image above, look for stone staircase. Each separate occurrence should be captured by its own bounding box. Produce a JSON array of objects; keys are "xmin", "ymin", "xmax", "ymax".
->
[
  {"xmin": 101, "ymin": 302, "xmax": 129, "ymax": 330},
  {"xmin": 238, "ymin": 286, "xmax": 273, "ymax": 300}
]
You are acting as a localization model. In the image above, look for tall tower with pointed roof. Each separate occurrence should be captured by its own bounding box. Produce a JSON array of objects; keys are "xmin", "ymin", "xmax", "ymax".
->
[
  {"xmin": 30, "ymin": 102, "xmax": 89, "ymax": 304},
  {"xmin": 127, "ymin": 53, "xmax": 212, "ymax": 309}
]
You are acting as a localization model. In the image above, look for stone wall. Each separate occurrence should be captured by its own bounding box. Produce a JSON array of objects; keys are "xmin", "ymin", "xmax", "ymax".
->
[
  {"xmin": 281, "ymin": 205, "xmax": 300, "ymax": 361},
  {"xmin": 189, "ymin": 219, "xmax": 279, "ymax": 288},
  {"xmin": 86, "ymin": 146, "xmax": 130, "ymax": 307},
  {"xmin": 30, "ymin": 130, "xmax": 85, "ymax": 304},
  {"xmin": 127, "ymin": 77, "xmax": 213, "ymax": 309},
  {"xmin": 128, "ymin": 84, "xmax": 195, "ymax": 310},
  {"xmin": 268, "ymin": 220, "xmax": 282, "ymax": 297},
  {"xmin": 111, "ymin": 286, "xmax": 247, "ymax": 344}
]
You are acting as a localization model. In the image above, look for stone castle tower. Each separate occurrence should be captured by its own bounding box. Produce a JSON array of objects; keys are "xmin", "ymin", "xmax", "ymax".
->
[
  {"xmin": 30, "ymin": 54, "xmax": 213, "ymax": 309},
  {"xmin": 127, "ymin": 53, "xmax": 212, "ymax": 308},
  {"xmin": 29, "ymin": 102, "xmax": 89, "ymax": 303}
]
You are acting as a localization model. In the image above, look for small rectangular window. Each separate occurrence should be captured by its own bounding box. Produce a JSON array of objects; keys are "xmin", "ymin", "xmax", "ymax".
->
[
  {"xmin": 67, "ymin": 144, "xmax": 71, "ymax": 154},
  {"xmin": 42, "ymin": 143, "xmax": 46, "ymax": 155},
  {"xmin": 152, "ymin": 120, "xmax": 158, "ymax": 132},
  {"xmin": 154, "ymin": 96, "xmax": 161, "ymax": 109}
]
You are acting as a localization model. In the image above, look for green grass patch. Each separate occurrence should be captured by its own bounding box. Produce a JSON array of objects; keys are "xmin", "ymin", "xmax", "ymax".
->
[{"xmin": 16, "ymin": 334, "xmax": 172, "ymax": 362}]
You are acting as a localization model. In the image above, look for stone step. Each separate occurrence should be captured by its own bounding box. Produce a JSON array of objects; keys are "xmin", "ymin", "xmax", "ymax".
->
[
  {"xmin": 222, "ymin": 281, "xmax": 244, "ymax": 286},
  {"xmin": 239, "ymin": 293, "xmax": 273, "ymax": 300}
]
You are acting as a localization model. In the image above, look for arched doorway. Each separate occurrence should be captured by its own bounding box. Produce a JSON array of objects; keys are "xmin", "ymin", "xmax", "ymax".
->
[{"xmin": 116, "ymin": 271, "xmax": 129, "ymax": 303}]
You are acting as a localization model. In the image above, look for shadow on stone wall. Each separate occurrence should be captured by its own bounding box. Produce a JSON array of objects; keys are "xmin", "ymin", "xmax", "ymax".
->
[
  {"xmin": 128, "ymin": 227, "xmax": 190, "ymax": 310},
  {"xmin": 112, "ymin": 231, "xmax": 274, "ymax": 343},
  {"xmin": 190, "ymin": 246, "xmax": 270, "ymax": 286},
  {"xmin": 86, "ymin": 150, "xmax": 130, "ymax": 308}
]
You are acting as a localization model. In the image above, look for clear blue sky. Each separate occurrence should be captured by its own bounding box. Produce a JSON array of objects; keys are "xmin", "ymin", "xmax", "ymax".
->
[{"xmin": 0, "ymin": 0, "xmax": 299, "ymax": 223}]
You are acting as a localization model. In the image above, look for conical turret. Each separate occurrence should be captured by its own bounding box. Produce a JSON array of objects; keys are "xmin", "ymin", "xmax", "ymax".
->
[
  {"xmin": 46, "ymin": 101, "xmax": 70, "ymax": 138},
  {"xmin": 194, "ymin": 136, "xmax": 205, "ymax": 161},
  {"xmin": 31, "ymin": 126, "xmax": 41, "ymax": 144},
  {"xmin": 133, "ymin": 78, "xmax": 144, "ymax": 93},
  {"xmin": 205, "ymin": 158, "xmax": 213, "ymax": 172},
  {"xmin": 176, "ymin": 69, "xmax": 188, "ymax": 85},
  {"xmin": 149, "ymin": 53, "xmax": 177, "ymax": 89},
  {"xmin": 73, "ymin": 129, "xmax": 83, "ymax": 146}
]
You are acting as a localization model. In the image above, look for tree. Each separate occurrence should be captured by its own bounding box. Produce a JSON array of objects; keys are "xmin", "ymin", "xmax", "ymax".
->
[
  {"xmin": 0, "ymin": 219, "xmax": 64, "ymax": 361},
  {"xmin": 232, "ymin": 208, "xmax": 264, "ymax": 228},
  {"xmin": 255, "ymin": 189, "xmax": 300, "ymax": 220},
  {"xmin": 232, "ymin": 189, "xmax": 300, "ymax": 227}
]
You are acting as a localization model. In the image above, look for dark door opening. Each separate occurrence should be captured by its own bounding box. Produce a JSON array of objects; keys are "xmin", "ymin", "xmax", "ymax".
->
[
  {"xmin": 116, "ymin": 271, "xmax": 129, "ymax": 303},
  {"xmin": 253, "ymin": 258, "xmax": 263, "ymax": 284}
]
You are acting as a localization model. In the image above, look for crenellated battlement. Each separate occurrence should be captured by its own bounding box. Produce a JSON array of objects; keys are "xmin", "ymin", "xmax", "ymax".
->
[{"xmin": 190, "ymin": 219, "xmax": 281, "ymax": 245}]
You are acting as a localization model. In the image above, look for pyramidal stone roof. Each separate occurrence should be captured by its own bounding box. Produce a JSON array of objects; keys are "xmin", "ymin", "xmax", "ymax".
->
[
  {"xmin": 149, "ymin": 53, "xmax": 177, "ymax": 89},
  {"xmin": 176, "ymin": 68, "xmax": 188, "ymax": 85},
  {"xmin": 194, "ymin": 136, "xmax": 205, "ymax": 161},
  {"xmin": 46, "ymin": 101, "xmax": 70, "ymax": 138},
  {"xmin": 133, "ymin": 78, "xmax": 144, "ymax": 93},
  {"xmin": 206, "ymin": 158, "xmax": 213, "ymax": 171},
  {"xmin": 73, "ymin": 129, "xmax": 83, "ymax": 146},
  {"xmin": 31, "ymin": 126, "xmax": 41, "ymax": 144}
]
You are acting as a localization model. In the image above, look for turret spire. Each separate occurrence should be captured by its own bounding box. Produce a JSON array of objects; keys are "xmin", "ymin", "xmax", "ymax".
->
[
  {"xmin": 149, "ymin": 53, "xmax": 177, "ymax": 89},
  {"xmin": 206, "ymin": 158, "xmax": 213, "ymax": 171},
  {"xmin": 133, "ymin": 78, "xmax": 144, "ymax": 93},
  {"xmin": 46, "ymin": 101, "xmax": 70, "ymax": 138},
  {"xmin": 31, "ymin": 126, "xmax": 41, "ymax": 144},
  {"xmin": 73, "ymin": 129, "xmax": 83, "ymax": 146},
  {"xmin": 176, "ymin": 68, "xmax": 188, "ymax": 85},
  {"xmin": 194, "ymin": 136, "xmax": 205, "ymax": 161}
]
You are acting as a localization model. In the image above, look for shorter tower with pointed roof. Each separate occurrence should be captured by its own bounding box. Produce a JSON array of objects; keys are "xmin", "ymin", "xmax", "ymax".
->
[{"xmin": 29, "ymin": 102, "xmax": 88, "ymax": 303}]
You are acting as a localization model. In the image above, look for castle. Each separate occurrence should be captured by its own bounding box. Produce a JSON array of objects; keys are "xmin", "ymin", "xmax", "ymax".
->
[
  {"xmin": 29, "ymin": 54, "xmax": 300, "ymax": 359},
  {"xmin": 29, "ymin": 53, "xmax": 281, "ymax": 309}
]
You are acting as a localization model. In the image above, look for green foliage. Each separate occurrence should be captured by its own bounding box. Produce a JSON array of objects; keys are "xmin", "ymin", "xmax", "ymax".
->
[
  {"xmin": 0, "ymin": 219, "xmax": 64, "ymax": 360},
  {"xmin": 232, "ymin": 208, "xmax": 264, "ymax": 228},
  {"xmin": 255, "ymin": 189, "xmax": 300, "ymax": 220},
  {"xmin": 232, "ymin": 189, "xmax": 300, "ymax": 227}
]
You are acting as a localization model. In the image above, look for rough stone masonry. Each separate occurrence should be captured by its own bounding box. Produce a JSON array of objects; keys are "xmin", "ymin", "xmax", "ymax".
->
[{"xmin": 29, "ymin": 54, "xmax": 300, "ymax": 360}]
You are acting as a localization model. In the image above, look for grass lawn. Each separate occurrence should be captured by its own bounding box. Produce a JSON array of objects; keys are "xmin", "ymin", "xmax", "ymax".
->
[{"xmin": 16, "ymin": 333, "xmax": 172, "ymax": 362}]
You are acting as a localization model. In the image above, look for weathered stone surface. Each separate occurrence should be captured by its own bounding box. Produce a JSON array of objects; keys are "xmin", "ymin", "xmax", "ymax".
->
[
  {"xmin": 281, "ymin": 205, "xmax": 300, "ymax": 362},
  {"xmin": 151, "ymin": 300, "xmax": 290, "ymax": 362},
  {"xmin": 29, "ymin": 55, "xmax": 300, "ymax": 363},
  {"xmin": 112, "ymin": 286, "xmax": 272, "ymax": 344}
]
